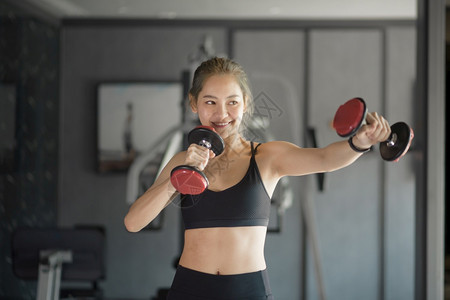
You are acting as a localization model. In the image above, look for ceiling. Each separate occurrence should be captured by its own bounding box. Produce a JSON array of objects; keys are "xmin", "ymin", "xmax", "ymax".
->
[{"xmin": 12, "ymin": 0, "xmax": 418, "ymax": 20}]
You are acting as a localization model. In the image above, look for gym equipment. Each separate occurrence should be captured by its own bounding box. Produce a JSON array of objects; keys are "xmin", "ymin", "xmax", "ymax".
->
[
  {"xmin": 333, "ymin": 97, "xmax": 414, "ymax": 162},
  {"xmin": 37, "ymin": 250, "xmax": 73, "ymax": 300},
  {"xmin": 12, "ymin": 227, "xmax": 105, "ymax": 300},
  {"xmin": 170, "ymin": 126, "xmax": 225, "ymax": 195}
]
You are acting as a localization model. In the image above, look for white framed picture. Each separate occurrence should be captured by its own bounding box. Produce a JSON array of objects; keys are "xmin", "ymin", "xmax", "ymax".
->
[{"xmin": 97, "ymin": 82, "xmax": 183, "ymax": 173}]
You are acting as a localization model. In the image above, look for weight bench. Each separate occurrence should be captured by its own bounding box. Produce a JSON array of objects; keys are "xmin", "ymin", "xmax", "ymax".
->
[{"xmin": 11, "ymin": 227, "xmax": 105, "ymax": 300}]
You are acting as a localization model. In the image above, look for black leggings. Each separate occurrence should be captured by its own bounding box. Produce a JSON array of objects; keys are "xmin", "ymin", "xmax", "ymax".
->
[{"xmin": 167, "ymin": 265, "xmax": 274, "ymax": 300}]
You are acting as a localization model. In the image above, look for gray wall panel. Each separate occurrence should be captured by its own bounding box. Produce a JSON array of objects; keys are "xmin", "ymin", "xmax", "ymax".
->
[
  {"xmin": 307, "ymin": 29, "xmax": 383, "ymax": 300},
  {"xmin": 384, "ymin": 26, "xmax": 416, "ymax": 300},
  {"xmin": 309, "ymin": 158, "xmax": 381, "ymax": 300}
]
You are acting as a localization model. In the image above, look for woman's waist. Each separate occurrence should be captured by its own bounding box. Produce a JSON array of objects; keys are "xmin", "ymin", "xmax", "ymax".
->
[
  {"xmin": 179, "ymin": 226, "xmax": 266, "ymax": 275},
  {"xmin": 183, "ymin": 226, "xmax": 267, "ymax": 251}
]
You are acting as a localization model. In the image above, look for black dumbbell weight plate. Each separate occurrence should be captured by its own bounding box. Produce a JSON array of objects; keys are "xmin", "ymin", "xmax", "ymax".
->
[
  {"xmin": 379, "ymin": 122, "xmax": 414, "ymax": 162},
  {"xmin": 188, "ymin": 126, "xmax": 225, "ymax": 156}
]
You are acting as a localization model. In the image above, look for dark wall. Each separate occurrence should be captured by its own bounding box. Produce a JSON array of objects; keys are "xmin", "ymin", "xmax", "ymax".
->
[{"xmin": 0, "ymin": 2, "xmax": 60, "ymax": 299}]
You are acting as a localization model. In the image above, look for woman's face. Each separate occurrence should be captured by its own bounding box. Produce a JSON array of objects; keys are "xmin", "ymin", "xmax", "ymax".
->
[{"xmin": 191, "ymin": 74, "xmax": 246, "ymax": 139}]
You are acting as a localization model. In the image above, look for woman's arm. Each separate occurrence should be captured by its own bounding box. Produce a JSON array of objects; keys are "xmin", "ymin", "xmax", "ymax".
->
[
  {"xmin": 124, "ymin": 141, "xmax": 214, "ymax": 232},
  {"xmin": 270, "ymin": 112, "xmax": 391, "ymax": 178},
  {"xmin": 123, "ymin": 152, "xmax": 184, "ymax": 232}
]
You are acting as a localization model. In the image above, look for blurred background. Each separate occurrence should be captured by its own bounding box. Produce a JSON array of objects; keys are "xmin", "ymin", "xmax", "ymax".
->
[{"xmin": 0, "ymin": 0, "xmax": 446, "ymax": 299}]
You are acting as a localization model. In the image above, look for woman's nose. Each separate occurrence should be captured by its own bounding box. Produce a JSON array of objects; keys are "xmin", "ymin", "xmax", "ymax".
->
[{"xmin": 215, "ymin": 104, "xmax": 228, "ymax": 118}]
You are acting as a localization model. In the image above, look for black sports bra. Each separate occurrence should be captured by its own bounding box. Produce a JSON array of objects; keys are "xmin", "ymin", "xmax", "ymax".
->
[{"xmin": 181, "ymin": 142, "xmax": 271, "ymax": 229}]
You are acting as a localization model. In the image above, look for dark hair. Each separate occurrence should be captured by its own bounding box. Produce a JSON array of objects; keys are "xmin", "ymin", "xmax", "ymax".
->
[{"xmin": 189, "ymin": 57, "xmax": 253, "ymax": 117}]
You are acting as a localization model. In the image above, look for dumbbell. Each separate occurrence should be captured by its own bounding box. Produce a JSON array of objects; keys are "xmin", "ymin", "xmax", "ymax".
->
[
  {"xmin": 170, "ymin": 126, "xmax": 225, "ymax": 195},
  {"xmin": 332, "ymin": 97, "xmax": 414, "ymax": 162}
]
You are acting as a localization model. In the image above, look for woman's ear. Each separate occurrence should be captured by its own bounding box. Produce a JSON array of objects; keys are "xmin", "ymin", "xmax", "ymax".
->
[{"xmin": 189, "ymin": 94, "xmax": 198, "ymax": 113}]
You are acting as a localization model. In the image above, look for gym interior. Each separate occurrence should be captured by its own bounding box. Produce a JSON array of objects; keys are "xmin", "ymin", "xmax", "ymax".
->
[{"xmin": 0, "ymin": 0, "xmax": 446, "ymax": 299}]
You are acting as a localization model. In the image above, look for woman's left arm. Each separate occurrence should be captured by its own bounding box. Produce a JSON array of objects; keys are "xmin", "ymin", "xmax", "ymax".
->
[{"xmin": 270, "ymin": 112, "xmax": 391, "ymax": 177}]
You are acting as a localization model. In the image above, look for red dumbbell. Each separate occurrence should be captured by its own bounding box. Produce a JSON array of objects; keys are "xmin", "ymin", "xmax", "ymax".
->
[
  {"xmin": 333, "ymin": 97, "xmax": 414, "ymax": 162},
  {"xmin": 170, "ymin": 126, "xmax": 225, "ymax": 195}
]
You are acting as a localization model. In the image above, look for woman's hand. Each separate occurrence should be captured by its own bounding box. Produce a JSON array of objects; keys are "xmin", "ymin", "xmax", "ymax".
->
[
  {"xmin": 183, "ymin": 144, "xmax": 216, "ymax": 171},
  {"xmin": 353, "ymin": 112, "xmax": 391, "ymax": 149}
]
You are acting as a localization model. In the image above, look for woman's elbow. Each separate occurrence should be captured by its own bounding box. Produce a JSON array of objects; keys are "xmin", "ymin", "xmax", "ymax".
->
[{"xmin": 124, "ymin": 215, "xmax": 142, "ymax": 233}]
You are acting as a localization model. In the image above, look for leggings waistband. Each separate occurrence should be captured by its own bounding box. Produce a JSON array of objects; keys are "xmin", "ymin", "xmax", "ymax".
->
[{"xmin": 168, "ymin": 265, "xmax": 273, "ymax": 300}]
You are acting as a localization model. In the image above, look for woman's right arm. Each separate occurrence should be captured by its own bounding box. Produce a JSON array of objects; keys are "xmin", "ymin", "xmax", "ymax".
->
[
  {"xmin": 124, "ymin": 141, "xmax": 213, "ymax": 232},
  {"xmin": 123, "ymin": 152, "xmax": 185, "ymax": 232}
]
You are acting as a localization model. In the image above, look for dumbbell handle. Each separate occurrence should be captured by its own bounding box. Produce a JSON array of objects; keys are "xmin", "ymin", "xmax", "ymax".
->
[
  {"xmin": 385, "ymin": 132, "xmax": 397, "ymax": 147},
  {"xmin": 199, "ymin": 139, "xmax": 212, "ymax": 150}
]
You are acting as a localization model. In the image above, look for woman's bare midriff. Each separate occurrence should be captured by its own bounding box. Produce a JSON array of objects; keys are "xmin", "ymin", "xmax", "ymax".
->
[{"xmin": 178, "ymin": 226, "xmax": 267, "ymax": 275}]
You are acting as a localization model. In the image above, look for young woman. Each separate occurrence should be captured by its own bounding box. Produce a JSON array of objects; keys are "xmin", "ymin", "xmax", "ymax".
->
[{"xmin": 124, "ymin": 57, "xmax": 391, "ymax": 299}]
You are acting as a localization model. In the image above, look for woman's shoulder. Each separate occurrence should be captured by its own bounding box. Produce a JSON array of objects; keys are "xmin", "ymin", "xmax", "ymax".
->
[
  {"xmin": 254, "ymin": 140, "xmax": 300, "ymax": 154},
  {"xmin": 250, "ymin": 141, "xmax": 299, "ymax": 183}
]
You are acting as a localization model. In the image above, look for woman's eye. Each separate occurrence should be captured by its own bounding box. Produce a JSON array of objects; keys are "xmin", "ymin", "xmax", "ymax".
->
[
  {"xmin": 229, "ymin": 100, "xmax": 238, "ymax": 105},
  {"xmin": 205, "ymin": 100, "xmax": 215, "ymax": 105}
]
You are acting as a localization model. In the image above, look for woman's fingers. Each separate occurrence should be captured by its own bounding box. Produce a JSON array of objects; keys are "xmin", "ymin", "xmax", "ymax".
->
[
  {"xmin": 184, "ymin": 144, "xmax": 211, "ymax": 171},
  {"xmin": 357, "ymin": 112, "xmax": 391, "ymax": 146},
  {"xmin": 380, "ymin": 117, "xmax": 391, "ymax": 141}
]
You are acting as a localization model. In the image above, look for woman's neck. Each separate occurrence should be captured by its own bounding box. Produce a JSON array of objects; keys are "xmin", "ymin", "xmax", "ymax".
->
[{"xmin": 221, "ymin": 133, "xmax": 248, "ymax": 156}]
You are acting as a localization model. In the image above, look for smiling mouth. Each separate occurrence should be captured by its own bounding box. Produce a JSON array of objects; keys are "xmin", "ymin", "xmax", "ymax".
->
[{"xmin": 211, "ymin": 121, "xmax": 232, "ymax": 129}]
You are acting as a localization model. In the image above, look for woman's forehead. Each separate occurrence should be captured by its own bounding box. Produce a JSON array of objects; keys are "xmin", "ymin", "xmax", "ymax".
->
[{"xmin": 201, "ymin": 74, "xmax": 243, "ymax": 94}]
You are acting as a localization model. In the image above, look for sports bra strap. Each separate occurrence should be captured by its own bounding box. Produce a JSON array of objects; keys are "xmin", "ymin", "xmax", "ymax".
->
[{"xmin": 250, "ymin": 141, "xmax": 262, "ymax": 156}]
